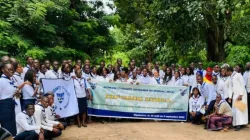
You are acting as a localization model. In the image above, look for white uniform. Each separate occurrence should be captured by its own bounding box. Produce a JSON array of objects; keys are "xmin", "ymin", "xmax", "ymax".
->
[
  {"xmin": 193, "ymin": 82, "xmax": 216, "ymax": 105},
  {"xmin": 243, "ymin": 70, "xmax": 250, "ymax": 93},
  {"xmin": 189, "ymin": 95, "xmax": 205, "ymax": 113},
  {"xmin": 228, "ymin": 72, "xmax": 248, "ymax": 126},
  {"xmin": 163, "ymin": 76, "xmax": 174, "ymax": 86},
  {"xmin": 74, "ymin": 77, "xmax": 90, "ymax": 98},
  {"xmin": 127, "ymin": 78, "xmax": 141, "ymax": 84},
  {"xmin": 181, "ymin": 75, "xmax": 188, "ymax": 85},
  {"xmin": 212, "ymin": 71, "xmax": 220, "ymax": 78},
  {"xmin": 16, "ymin": 111, "xmax": 40, "ymax": 135},
  {"xmin": 0, "ymin": 74, "xmax": 16, "ymax": 99},
  {"xmin": 13, "ymin": 72, "xmax": 23, "ymax": 115},
  {"xmin": 96, "ymin": 75, "xmax": 112, "ymax": 82},
  {"xmin": 45, "ymin": 70, "xmax": 61, "ymax": 79},
  {"xmin": 174, "ymin": 77, "xmax": 183, "ymax": 86},
  {"xmin": 21, "ymin": 65, "xmax": 32, "ymax": 79},
  {"xmin": 45, "ymin": 105, "xmax": 56, "ymax": 121},
  {"xmin": 152, "ymin": 77, "xmax": 163, "ymax": 85},
  {"xmin": 213, "ymin": 80, "xmax": 226, "ymax": 99},
  {"xmin": 22, "ymin": 85, "xmax": 36, "ymax": 100},
  {"xmin": 34, "ymin": 104, "xmax": 59, "ymax": 131},
  {"xmin": 138, "ymin": 76, "xmax": 157, "ymax": 85}
]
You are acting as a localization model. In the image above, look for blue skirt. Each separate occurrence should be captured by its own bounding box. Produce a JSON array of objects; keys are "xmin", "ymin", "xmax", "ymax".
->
[
  {"xmin": 0, "ymin": 98, "xmax": 17, "ymax": 136},
  {"xmin": 77, "ymin": 97, "xmax": 87, "ymax": 114}
]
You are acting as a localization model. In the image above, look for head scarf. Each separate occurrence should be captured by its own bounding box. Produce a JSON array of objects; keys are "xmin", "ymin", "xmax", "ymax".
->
[{"xmin": 205, "ymin": 67, "xmax": 213, "ymax": 81}]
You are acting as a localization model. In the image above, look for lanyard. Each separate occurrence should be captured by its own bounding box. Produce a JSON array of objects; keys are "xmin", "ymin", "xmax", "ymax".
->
[
  {"xmin": 52, "ymin": 70, "xmax": 60, "ymax": 78},
  {"xmin": 155, "ymin": 77, "xmax": 160, "ymax": 84}
]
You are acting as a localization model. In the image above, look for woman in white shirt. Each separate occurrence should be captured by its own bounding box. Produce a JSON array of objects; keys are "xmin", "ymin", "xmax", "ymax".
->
[
  {"xmin": 113, "ymin": 70, "xmax": 122, "ymax": 82},
  {"xmin": 0, "ymin": 63, "xmax": 17, "ymax": 135},
  {"xmin": 189, "ymin": 87, "xmax": 204, "ymax": 125},
  {"xmin": 153, "ymin": 69, "xmax": 163, "ymax": 85},
  {"xmin": 61, "ymin": 63, "xmax": 74, "ymax": 80},
  {"xmin": 138, "ymin": 68, "xmax": 157, "ymax": 85},
  {"xmin": 174, "ymin": 70, "xmax": 183, "ymax": 86},
  {"xmin": 163, "ymin": 67, "xmax": 174, "ymax": 85},
  {"xmin": 180, "ymin": 67, "xmax": 188, "ymax": 86},
  {"xmin": 22, "ymin": 70, "xmax": 39, "ymax": 111},
  {"xmin": 74, "ymin": 69, "xmax": 92, "ymax": 128},
  {"xmin": 186, "ymin": 67, "xmax": 196, "ymax": 93}
]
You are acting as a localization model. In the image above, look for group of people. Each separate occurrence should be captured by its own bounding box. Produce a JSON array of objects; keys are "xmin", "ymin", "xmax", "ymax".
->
[{"xmin": 0, "ymin": 55, "xmax": 249, "ymax": 140}]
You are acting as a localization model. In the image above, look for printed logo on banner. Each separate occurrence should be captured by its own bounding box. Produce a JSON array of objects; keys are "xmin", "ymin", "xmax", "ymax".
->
[{"xmin": 53, "ymin": 86, "xmax": 70, "ymax": 111}]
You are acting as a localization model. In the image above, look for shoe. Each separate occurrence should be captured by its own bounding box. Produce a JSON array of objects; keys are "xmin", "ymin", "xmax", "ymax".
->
[
  {"xmin": 82, "ymin": 124, "xmax": 87, "ymax": 127},
  {"xmin": 235, "ymin": 126, "xmax": 240, "ymax": 131},
  {"xmin": 78, "ymin": 124, "xmax": 81, "ymax": 128}
]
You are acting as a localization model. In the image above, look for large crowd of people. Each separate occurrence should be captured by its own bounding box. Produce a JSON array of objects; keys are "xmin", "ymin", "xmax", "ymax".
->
[{"xmin": 0, "ymin": 55, "xmax": 249, "ymax": 140}]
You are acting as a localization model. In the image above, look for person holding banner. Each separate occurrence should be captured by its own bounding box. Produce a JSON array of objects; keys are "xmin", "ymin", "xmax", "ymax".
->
[
  {"xmin": 189, "ymin": 87, "xmax": 204, "ymax": 125},
  {"xmin": 163, "ymin": 67, "xmax": 174, "ymax": 85},
  {"xmin": 138, "ymin": 68, "xmax": 157, "ymax": 85},
  {"xmin": 61, "ymin": 64, "xmax": 73, "ymax": 80},
  {"xmin": 127, "ymin": 71, "xmax": 140, "ymax": 85},
  {"xmin": 96, "ymin": 68, "xmax": 112, "ymax": 82},
  {"xmin": 45, "ymin": 61, "xmax": 61, "ymax": 79},
  {"xmin": 74, "ymin": 69, "xmax": 92, "ymax": 128},
  {"xmin": 173, "ymin": 70, "xmax": 183, "ymax": 86},
  {"xmin": 153, "ymin": 69, "xmax": 163, "ymax": 85}
]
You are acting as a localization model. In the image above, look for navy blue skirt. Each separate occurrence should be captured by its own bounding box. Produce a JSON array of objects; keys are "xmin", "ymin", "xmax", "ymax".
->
[
  {"xmin": 77, "ymin": 97, "xmax": 87, "ymax": 114},
  {"xmin": 0, "ymin": 98, "xmax": 17, "ymax": 136}
]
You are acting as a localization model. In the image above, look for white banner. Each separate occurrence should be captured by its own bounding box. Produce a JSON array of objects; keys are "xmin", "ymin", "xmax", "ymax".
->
[{"xmin": 42, "ymin": 79, "xmax": 79, "ymax": 118}]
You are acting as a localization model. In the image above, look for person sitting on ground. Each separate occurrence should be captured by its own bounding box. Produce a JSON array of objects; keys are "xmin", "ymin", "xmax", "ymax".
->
[
  {"xmin": 206, "ymin": 94, "xmax": 233, "ymax": 132},
  {"xmin": 15, "ymin": 103, "xmax": 44, "ymax": 140},
  {"xmin": 189, "ymin": 87, "xmax": 204, "ymax": 125},
  {"xmin": 34, "ymin": 96, "xmax": 63, "ymax": 140}
]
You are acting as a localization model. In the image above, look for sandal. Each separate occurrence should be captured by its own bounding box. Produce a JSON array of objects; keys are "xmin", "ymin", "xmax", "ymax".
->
[{"xmin": 220, "ymin": 126, "xmax": 229, "ymax": 132}]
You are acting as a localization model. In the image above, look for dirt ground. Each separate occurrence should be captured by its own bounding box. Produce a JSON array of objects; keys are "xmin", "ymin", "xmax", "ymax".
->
[{"xmin": 56, "ymin": 121, "xmax": 250, "ymax": 140}]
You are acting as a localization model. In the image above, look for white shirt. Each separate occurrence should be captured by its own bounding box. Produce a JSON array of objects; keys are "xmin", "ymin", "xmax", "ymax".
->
[
  {"xmin": 62, "ymin": 73, "xmax": 74, "ymax": 80},
  {"xmin": 196, "ymin": 69, "xmax": 206, "ymax": 77},
  {"xmin": 213, "ymin": 80, "xmax": 226, "ymax": 99},
  {"xmin": 21, "ymin": 65, "xmax": 32, "ymax": 79},
  {"xmin": 74, "ymin": 77, "xmax": 90, "ymax": 98},
  {"xmin": 212, "ymin": 71, "xmax": 220, "ymax": 78},
  {"xmin": 186, "ymin": 74, "xmax": 195, "ymax": 86},
  {"xmin": 139, "ymin": 76, "xmax": 157, "ymax": 85},
  {"xmin": 45, "ymin": 70, "xmax": 61, "ymax": 79},
  {"xmin": 189, "ymin": 95, "xmax": 205, "ymax": 112},
  {"xmin": 181, "ymin": 75, "xmax": 188, "ymax": 85},
  {"xmin": 153, "ymin": 77, "xmax": 163, "ymax": 85},
  {"xmin": 174, "ymin": 77, "xmax": 183, "ymax": 86},
  {"xmin": 45, "ymin": 105, "xmax": 56, "ymax": 121},
  {"xmin": 163, "ymin": 76, "xmax": 174, "ymax": 85},
  {"xmin": 13, "ymin": 72, "xmax": 23, "ymax": 86},
  {"xmin": 127, "ymin": 77, "xmax": 141, "ymax": 84},
  {"xmin": 34, "ymin": 104, "xmax": 59, "ymax": 131},
  {"xmin": 96, "ymin": 75, "xmax": 112, "ymax": 82},
  {"xmin": 243, "ymin": 70, "xmax": 250, "ymax": 92},
  {"xmin": 194, "ymin": 82, "xmax": 216, "ymax": 105},
  {"xmin": 0, "ymin": 75, "xmax": 16, "ymax": 100},
  {"xmin": 22, "ymin": 84, "xmax": 36, "ymax": 100},
  {"xmin": 16, "ymin": 111, "xmax": 40, "ymax": 135}
]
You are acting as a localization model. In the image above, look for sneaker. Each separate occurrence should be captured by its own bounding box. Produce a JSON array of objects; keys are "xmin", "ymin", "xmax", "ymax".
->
[{"xmin": 235, "ymin": 126, "xmax": 241, "ymax": 131}]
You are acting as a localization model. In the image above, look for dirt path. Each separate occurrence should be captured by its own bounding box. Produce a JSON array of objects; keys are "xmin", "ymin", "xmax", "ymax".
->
[{"xmin": 56, "ymin": 122, "xmax": 250, "ymax": 140}]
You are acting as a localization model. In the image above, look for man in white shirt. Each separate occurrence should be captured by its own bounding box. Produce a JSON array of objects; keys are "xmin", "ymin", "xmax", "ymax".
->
[
  {"xmin": 21, "ymin": 56, "xmax": 33, "ymax": 79},
  {"xmin": 15, "ymin": 103, "xmax": 44, "ymax": 140},
  {"xmin": 212, "ymin": 76, "xmax": 226, "ymax": 99},
  {"xmin": 243, "ymin": 62, "xmax": 250, "ymax": 122},
  {"xmin": 34, "ymin": 96, "xmax": 63, "ymax": 139},
  {"xmin": 195, "ymin": 75, "xmax": 216, "ymax": 116},
  {"xmin": 212, "ymin": 64, "xmax": 220, "ymax": 78},
  {"xmin": 227, "ymin": 67, "xmax": 248, "ymax": 131},
  {"xmin": 45, "ymin": 61, "xmax": 61, "ymax": 79}
]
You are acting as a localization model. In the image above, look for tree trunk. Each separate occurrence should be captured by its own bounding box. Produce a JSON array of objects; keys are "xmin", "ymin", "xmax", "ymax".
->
[{"xmin": 206, "ymin": 24, "xmax": 225, "ymax": 62}]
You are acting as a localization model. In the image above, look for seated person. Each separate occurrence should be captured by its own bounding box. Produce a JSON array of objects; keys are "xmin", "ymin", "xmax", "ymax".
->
[
  {"xmin": 15, "ymin": 103, "xmax": 43, "ymax": 140},
  {"xmin": 189, "ymin": 87, "xmax": 204, "ymax": 125},
  {"xmin": 34, "ymin": 96, "xmax": 63, "ymax": 140},
  {"xmin": 206, "ymin": 94, "xmax": 233, "ymax": 131},
  {"xmin": 0, "ymin": 127, "xmax": 13, "ymax": 140},
  {"xmin": 44, "ymin": 92, "xmax": 67, "ymax": 129}
]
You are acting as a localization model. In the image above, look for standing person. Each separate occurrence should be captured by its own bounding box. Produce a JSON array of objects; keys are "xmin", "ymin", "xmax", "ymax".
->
[
  {"xmin": 190, "ymin": 62, "xmax": 197, "ymax": 73},
  {"xmin": 15, "ymin": 104, "xmax": 43, "ymax": 140},
  {"xmin": 96, "ymin": 61, "xmax": 106, "ymax": 76},
  {"xmin": 61, "ymin": 60, "xmax": 68, "ymax": 67},
  {"xmin": 235, "ymin": 64, "xmax": 244, "ymax": 75},
  {"xmin": 186, "ymin": 67, "xmax": 195, "ymax": 92},
  {"xmin": 22, "ymin": 57, "xmax": 33, "ymax": 79},
  {"xmin": 141, "ymin": 62, "xmax": 147, "ymax": 69},
  {"xmin": 206, "ymin": 94, "xmax": 233, "ymax": 131},
  {"xmin": 212, "ymin": 64, "xmax": 220, "ymax": 78},
  {"xmin": 197, "ymin": 62, "xmax": 206, "ymax": 77},
  {"xmin": 138, "ymin": 68, "xmax": 157, "ymax": 85},
  {"xmin": 160, "ymin": 64, "xmax": 167, "ymax": 79},
  {"xmin": 76, "ymin": 60, "xmax": 82, "ymax": 68},
  {"xmin": 83, "ymin": 65, "xmax": 94, "ymax": 81},
  {"xmin": 61, "ymin": 63, "xmax": 73, "ymax": 80},
  {"xmin": 91, "ymin": 66, "xmax": 97, "ymax": 79},
  {"xmin": 189, "ymin": 87, "xmax": 204, "ymax": 125},
  {"xmin": 113, "ymin": 71, "xmax": 122, "ymax": 82},
  {"xmin": 0, "ymin": 63, "xmax": 17, "ymax": 136},
  {"xmin": 117, "ymin": 58, "xmax": 123, "ymax": 71},
  {"xmin": 127, "ymin": 71, "xmax": 140, "ymax": 85},
  {"xmin": 219, "ymin": 67, "xmax": 230, "ymax": 102},
  {"xmin": 67, "ymin": 59, "xmax": 72, "ymax": 66},
  {"xmin": 32, "ymin": 59, "xmax": 40, "ymax": 80},
  {"xmin": 0, "ymin": 56, "xmax": 10, "ymax": 63},
  {"xmin": 136, "ymin": 68, "xmax": 142, "ymax": 77},
  {"xmin": 74, "ymin": 69, "xmax": 92, "ymax": 127},
  {"xmin": 84, "ymin": 59, "xmax": 91, "ymax": 66},
  {"xmin": 173, "ymin": 70, "xmax": 183, "ymax": 86},
  {"xmin": 107, "ymin": 64, "xmax": 114, "ymax": 80},
  {"xmin": 21, "ymin": 70, "xmax": 39, "ymax": 111},
  {"xmin": 44, "ymin": 60, "xmax": 51, "ymax": 71},
  {"xmin": 195, "ymin": 75, "xmax": 217, "ymax": 116},
  {"xmin": 45, "ymin": 61, "xmax": 61, "ymax": 79},
  {"xmin": 171, "ymin": 63, "xmax": 176, "ymax": 73},
  {"xmin": 204, "ymin": 67, "xmax": 213, "ymax": 84},
  {"xmin": 96, "ymin": 68, "xmax": 112, "ymax": 82},
  {"xmin": 120, "ymin": 67, "xmax": 129, "ymax": 82},
  {"xmin": 180, "ymin": 67, "xmax": 188, "ymax": 86},
  {"xmin": 227, "ymin": 67, "xmax": 248, "ymax": 131},
  {"xmin": 34, "ymin": 96, "xmax": 63, "ymax": 139},
  {"xmin": 12, "ymin": 62, "xmax": 23, "ymax": 116},
  {"xmin": 212, "ymin": 76, "xmax": 226, "ymax": 99},
  {"xmin": 163, "ymin": 67, "xmax": 174, "ymax": 85},
  {"xmin": 243, "ymin": 62, "xmax": 250, "ymax": 122},
  {"xmin": 152, "ymin": 69, "xmax": 163, "ymax": 85}
]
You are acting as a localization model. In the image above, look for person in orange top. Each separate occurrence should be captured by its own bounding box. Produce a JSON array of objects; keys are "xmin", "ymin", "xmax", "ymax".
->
[{"xmin": 204, "ymin": 67, "xmax": 213, "ymax": 84}]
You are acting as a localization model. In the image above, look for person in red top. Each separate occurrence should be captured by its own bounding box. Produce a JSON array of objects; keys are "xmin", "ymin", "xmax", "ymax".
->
[{"xmin": 204, "ymin": 67, "xmax": 213, "ymax": 84}]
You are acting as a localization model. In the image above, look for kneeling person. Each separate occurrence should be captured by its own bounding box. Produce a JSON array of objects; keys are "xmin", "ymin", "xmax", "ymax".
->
[{"xmin": 15, "ymin": 104, "xmax": 44, "ymax": 140}]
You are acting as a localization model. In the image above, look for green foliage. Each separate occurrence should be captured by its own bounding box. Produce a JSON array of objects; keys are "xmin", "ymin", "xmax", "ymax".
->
[
  {"xmin": 226, "ymin": 45, "xmax": 250, "ymax": 66},
  {"xmin": 25, "ymin": 47, "xmax": 46, "ymax": 60}
]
